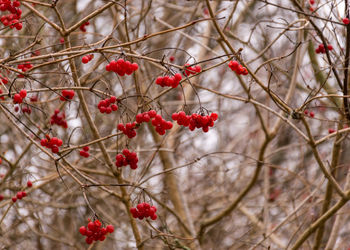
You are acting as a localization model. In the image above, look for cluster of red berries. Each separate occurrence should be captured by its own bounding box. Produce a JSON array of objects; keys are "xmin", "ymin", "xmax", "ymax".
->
[
  {"xmin": 40, "ymin": 136, "xmax": 63, "ymax": 154},
  {"xmin": 50, "ymin": 109, "xmax": 68, "ymax": 129},
  {"xmin": 10, "ymin": 181, "xmax": 32, "ymax": 203},
  {"xmin": 315, "ymin": 44, "xmax": 333, "ymax": 54},
  {"xmin": 21, "ymin": 105, "xmax": 31, "ymax": 114},
  {"xmin": 136, "ymin": 110, "xmax": 172, "ymax": 135},
  {"xmin": 184, "ymin": 63, "xmax": 201, "ymax": 76},
  {"xmin": 155, "ymin": 73, "xmax": 182, "ymax": 88},
  {"xmin": 228, "ymin": 61, "xmax": 248, "ymax": 75},
  {"xmin": 60, "ymin": 90, "xmax": 75, "ymax": 101},
  {"xmin": 304, "ymin": 110, "xmax": 315, "ymax": 118},
  {"xmin": 105, "ymin": 59, "xmax": 139, "ymax": 76},
  {"xmin": 150, "ymin": 114, "xmax": 173, "ymax": 135},
  {"xmin": 12, "ymin": 190, "xmax": 26, "ymax": 202},
  {"xmin": 13, "ymin": 89, "xmax": 26, "ymax": 104},
  {"xmin": 79, "ymin": 21, "xmax": 89, "ymax": 32},
  {"xmin": 79, "ymin": 146, "xmax": 90, "ymax": 158},
  {"xmin": 0, "ymin": 0, "xmax": 22, "ymax": 30},
  {"xmin": 79, "ymin": 220, "xmax": 114, "ymax": 245},
  {"xmin": 18, "ymin": 62, "xmax": 33, "ymax": 77},
  {"xmin": 130, "ymin": 202, "xmax": 157, "ymax": 220},
  {"xmin": 115, "ymin": 149, "xmax": 138, "ymax": 169},
  {"xmin": 135, "ymin": 110, "xmax": 157, "ymax": 123},
  {"xmin": 343, "ymin": 18, "xmax": 350, "ymax": 25},
  {"xmin": 82, "ymin": 54, "xmax": 93, "ymax": 64},
  {"xmin": 97, "ymin": 96, "xmax": 118, "ymax": 114},
  {"xmin": 117, "ymin": 122, "xmax": 137, "ymax": 138},
  {"xmin": 172, "ymin": 111, "xmax": 218, "ymax": 132}
]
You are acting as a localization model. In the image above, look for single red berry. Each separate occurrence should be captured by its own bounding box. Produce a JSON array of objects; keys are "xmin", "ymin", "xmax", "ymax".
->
[
  {"xmin": 106, "ymin": 225, "xmax": 114, "ymax": 233},
  {"xmin": 79, "ymin": 226, "xmax": 87, "ymax": 235},
  {"xmin": 343, "ymin": 18, "xmax": 350, "ymax": 25},
  {"xmin": 12, "ymin": 197, "xmax": 17, "ymax": 203},
  {"xmin": 309, "ymin": 111, "xmax": 315, "ymax": 118},
  {"xmin": 83, "ymin": 146, "xmax": 89, "ymax": 152},
  {"xmin": 19, "ymin": 89, "xmax": 27, "ymax": 99},
  {"xmin": 328, "ymin": 128, "xmax": 335, "ymax": 134},
  {"xmin": 327, "ymin": 44, "xmax": 333, "ymax": 51},
  {"xmin": 0, "ymin": 194, "xmax": 3, "ymax": 201},
  {"xmin": 82, "ymin": 56, "xmax": 89, "ymax": 64},
  {"xmin": 16, "ymin": 192, "xmax": 23, "ymax": 199},
  {"xmin": 13, "ymin": 93, "xmax": 22, "ymax": 104}
]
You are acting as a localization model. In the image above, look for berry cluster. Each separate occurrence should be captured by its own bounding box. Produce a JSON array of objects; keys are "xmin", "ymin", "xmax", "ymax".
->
[
  {"xmin": 21, "ymin": 106, "xmax": 31, "ymax": 114},
  {"xmin": 13, "ymin": 89, "xmax": 26, "ymax": 104},
  {"xmin": 97, "ymin": 96, "xmax": 118, "ymax": 114},
  {"xmin": 304, "ymin": 110, "xmax": 315, "ymax": 118},
  {"xmin": 135, "ymin": 110, "xmax": 157, "ymax": 123},
  {"xmin": 184, "ymin": 63, "xmax": 202, "ymax": 76},
  {"xmin": 12, "ymin": 190, "xmax": 26, "ymax": 202},
  {"xmin": 184, "ymin": 63, "xmax": 201, "ymax": 76},
  {"xmin": 150, "ymin": 114, "xmax": 173, "ymax": 135},
  {"xmin": 155, "ymin": 73, "xmax": 182, "ymax": 88},
  {"xmin": 79, "ymin": 146, "xmax": 90, "ymax": 158},
  {"xmin": 79, "ymin": 21, "xmax": 89, "ymax": 32},
  {"xmin": 18, "ymin": 62, "xmax": 33, "ymax": 77},
  {"xmin": 228, "ymin": 61, "xmax": 248, "ymax": 75},
  {"xmin": 315, "ymin": 44, "xmax": 333, "ymax": 54},
  {"xmin": 343, "ymin": 18, "xmax": 350, "ymax": 25},
  {"xmin": 172, "ymin": 111, "xmax": 218, "ymax": 132},
  {"xmin": 115, "ymin": 149, "xmax": 138, "ymax": 169},
  {"xmin": 82, "ymin": 54, "xmax": 93, "ymax": 64},
  {"xmin": 40, "ymin": 136, "xmax": 63, "ymax": 154},
  {"xmin": 117, "ymin": 122, "xmax": 137, "ymax": 138},
  {"xmin": 0, "ymin": 0, "xmax": 22, "ymax": 30},
  {"xmin": 130, "ymin": 202, "xmax": 157, "ymax": 220},
  {"xmin": 105, "ymin": 59, "xmax": 139, "ymax": 76},
  {"xmin": 50, "ymin": 109, "xmax": 68, "ymax": 129},
  {"xmin": 79, "ymin": 220, "xmax": 114, "ymax": 245},
  {"xmin": 60, "ymin": 90, "xmax": 75, "ymax": 101}
]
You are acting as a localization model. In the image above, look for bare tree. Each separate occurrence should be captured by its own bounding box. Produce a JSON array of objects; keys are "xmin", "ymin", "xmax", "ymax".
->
[{"xmin": 1, "ymin": 0, "xmax": 350, "ymax": 249}]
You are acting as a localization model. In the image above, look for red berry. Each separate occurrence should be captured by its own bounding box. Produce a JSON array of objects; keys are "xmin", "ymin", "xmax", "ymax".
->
[
  {"xmin": 106, "ymin": 225, "xmax": 114, "ymax": 233},
  {"xmin": 328, "ymin": 128, "xmax": 335, "ymax": 134},
  {"xmin": 16, "ymin": 192, "xmax": 23, "ymax": 199},
  {"xmin": 12, "ymin": 197, "xmax": 17, "ymax": 202},
  {"xmin": 79, "ymin": 226, "xmax": 87, "ymax": 235},
  {"xmin": 13, "ymin": 93, "xmax": 22, "ymax": 103},
  {"xmin": 82, "ymin": 56, "xmax": 89, "ymax": 64},
  {"xmin": 87, "ymin": 221, "xmax": 95, "ymax": 231},
  {"xmin": 343, "ymin": 18, "xmax": 350, "ymax": 25}
]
